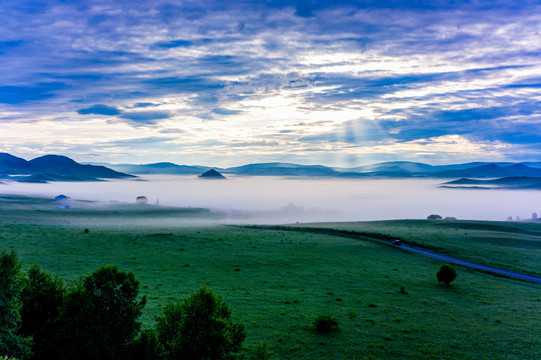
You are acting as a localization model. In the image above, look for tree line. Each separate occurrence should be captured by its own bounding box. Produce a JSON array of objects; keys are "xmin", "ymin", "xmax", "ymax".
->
[
  {"xmin": 0, "ymin": 247, "xmax": 458, "ymax": 359},
  {"xmin": 0, "ymin": 249, "xmax": 256, "ymax": 360}
]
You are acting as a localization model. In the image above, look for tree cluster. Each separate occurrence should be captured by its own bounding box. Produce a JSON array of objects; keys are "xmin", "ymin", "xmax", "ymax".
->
[{"xmin": 0, "ymin": 250, "xmax": 247, "ymax": 360}]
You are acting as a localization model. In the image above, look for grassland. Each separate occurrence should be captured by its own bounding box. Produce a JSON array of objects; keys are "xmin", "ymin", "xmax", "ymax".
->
[
  {"xmin": 0, "ymin": 195, "xmax": 539, "ymax": 359},
  {"xmin": 295, "ymin": 220, "xmax": 541, "ymax": 276}
]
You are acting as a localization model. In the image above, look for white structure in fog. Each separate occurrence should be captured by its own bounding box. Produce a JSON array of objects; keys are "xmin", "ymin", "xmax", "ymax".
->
[{"xmin": 136, "ymin": 196, "xmax": 148, "ymax": 204}]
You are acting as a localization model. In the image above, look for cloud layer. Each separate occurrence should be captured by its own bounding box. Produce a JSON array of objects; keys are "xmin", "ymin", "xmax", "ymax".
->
[{"xmin": 1, "ymin": 0, "xmax": 540, "ymax": 166}]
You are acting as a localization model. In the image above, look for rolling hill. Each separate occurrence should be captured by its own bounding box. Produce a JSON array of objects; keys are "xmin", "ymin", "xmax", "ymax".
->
[
  {"xmin": 223, "ymin": 162, "xmax": 342, "ymax": 176},
  {"xmin": 433, "ymin": 164, "xmax": 541, "ymax": 178},
  {"xmin": 98, "ymin": 159, "xmax": 541, "ymax": 179},
  {"xmin": 3, "ymin": 152, "xmax": 541, "ymax": 184},
  {"xmin": 108, "ymin": 162, "xmax": 211, "ymax": 175},
  {"xmin": 0, "ymin": 153, "xmax": 39, "ymax": 174},
  {"xmin": 0, "ymin": 153, "xmax": 134, "ymax": 182}
]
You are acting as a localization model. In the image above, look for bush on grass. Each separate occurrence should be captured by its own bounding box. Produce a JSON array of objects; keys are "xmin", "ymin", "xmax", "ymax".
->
[
  {"xmin": 240, "ymin": 342, "xmax": 273, "ymax": 360},
  {"xmin": 313, "ymin": 314, "xmax": 339, "ymax": 334}
]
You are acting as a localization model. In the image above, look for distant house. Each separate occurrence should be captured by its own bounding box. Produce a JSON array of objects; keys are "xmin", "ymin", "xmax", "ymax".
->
[
  {"xmin": 54, "ymin": 194, "xmax": 73, "ymax": 209},
  {"xmin": 58, "ymin": 203, "xmax": 75, "ymax": 209},
  {"xmin": 136, "ymin": 196, "xmax": 148, "ymax": 204}
]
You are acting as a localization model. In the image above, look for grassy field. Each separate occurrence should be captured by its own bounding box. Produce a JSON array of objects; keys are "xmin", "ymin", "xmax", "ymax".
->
[
  {"xmin": 294, "ymin": 220, "xmax": 541, "ymax": 276},
  {"xmin": 0, "ymin": 196, "xmax": 539, "ymax": 359}
]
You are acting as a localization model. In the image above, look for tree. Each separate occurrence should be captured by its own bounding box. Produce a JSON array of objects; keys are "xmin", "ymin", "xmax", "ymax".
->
[
  {"xmin": 155, "ymin": 286, "xmax": 246, "ymax": 360},
  {"xmin": 129, "ymin": 328, "xmax": 165, "ymax": 360},
  {"xmin": 0, "ymin": 250, "xmax": 32, "ymax": 359},
  {"xmin": 532, "ymin": 212, "xmax": 538, "ymax": 220},
  {"xmin": 56, "ymin": 265, "xmax": 146, "ymax": 360},
  {"xmin": 427, "ymin": 214, "xmax": 443, "ymax": 220},
  {"xmin": 437, "ymin": 264, "xmax": 457, "ymax": 288},
  {"xmin": 20, "ymin": 265, "xmax": 65, "ymax": 360}
]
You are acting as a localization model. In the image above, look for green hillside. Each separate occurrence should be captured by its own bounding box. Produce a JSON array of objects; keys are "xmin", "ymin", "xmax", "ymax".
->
[{"xmin": 0, "ymin": 196, "xmax": 539, "ymax": 359}]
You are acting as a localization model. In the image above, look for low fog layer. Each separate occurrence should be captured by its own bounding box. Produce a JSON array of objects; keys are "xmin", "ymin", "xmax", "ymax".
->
[{"xmin": 2, "ymin": 176, "xmax": 540, "ymax": 224}]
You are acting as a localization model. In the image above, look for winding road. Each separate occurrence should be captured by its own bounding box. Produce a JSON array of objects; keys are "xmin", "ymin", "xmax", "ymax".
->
[
  {"xmin": 395, "ymin": 243, "xmax": 541, "ymax": 284},
  {"xmin": 242, "ymin": 225, "xmax": 541, "ymax": 284}
]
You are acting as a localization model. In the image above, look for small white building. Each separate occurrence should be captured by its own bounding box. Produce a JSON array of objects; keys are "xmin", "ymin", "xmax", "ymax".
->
[
  {"xmin": 55, "ymin": 194, "xmax": 74, "ymax": 209},
  {"xmin": 136, "ymin": 196, "xmax": 148, "ymax": 204},
  {"xmin": 58, "ymin": 203, "xmax": 75, "ymax": 209}
]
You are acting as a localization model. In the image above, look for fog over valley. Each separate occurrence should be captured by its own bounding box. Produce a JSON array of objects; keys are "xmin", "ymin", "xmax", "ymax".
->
[{"xmin": 2, "ymin": 176, "xmax": 540, "ymax": 224}]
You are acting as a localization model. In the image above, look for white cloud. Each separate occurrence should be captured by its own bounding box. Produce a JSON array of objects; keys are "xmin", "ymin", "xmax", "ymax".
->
[{"xmin": 1, "ymin": 1, "xmax": 541, "ymax": 165}]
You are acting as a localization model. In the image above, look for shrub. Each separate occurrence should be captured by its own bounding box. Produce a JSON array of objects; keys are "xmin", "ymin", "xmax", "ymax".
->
[
  {"xmin": 56, "ymin": 265, "xmax": 146, "ymax": 360},
  {"xmin": 20, "ymin": 265, "xmax": 65, "ymax": 360},
  {"xmin": 437, "ymin": 263, "xmax": 457, "ymax": 288},
  {"xmin": 155, "ymin": 286, "xmax": 246, "ymax": 360},
  {"xmin": 241, "ymin": 342, "xmax": 273, "ymax": 360},
  {"xmin": 313, "ymin": 315, "xmax": 339, "ymax": 334},
  {"xmin": 0, "ymin": 250, "xmax": 32, "ymax": 359},
  {"xmin": 129, "ymin": 328, "xmax": 165, "ymax": 360}
]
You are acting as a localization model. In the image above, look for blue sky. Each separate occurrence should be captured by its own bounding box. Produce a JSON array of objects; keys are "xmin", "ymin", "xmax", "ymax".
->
[{"xmin": 1, "ymin": 0, "xmax": 540, "ymax": 166}]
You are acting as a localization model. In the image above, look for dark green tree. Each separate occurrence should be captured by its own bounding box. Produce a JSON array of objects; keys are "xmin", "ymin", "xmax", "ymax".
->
[
  {"xmin": 437, "ymin": 263, "xmax": 457, "ymax": 287},
  {"xmin": 20, "ymin": 265, "xmax": 65, "ymax": 360},
  {"xmin": 0, "ymin": 250, "xmax": 32, "ymax": 359},
  {"xmin": 56, "ymin": 265, "xmax": 146, "ymax": 360},
  {"xmin": 155, "ymin": 286, "xmax": 246, "ymax": 360},
  {"xmin": 129, "ymin": 328, "xmax": 165, "ymax": 360}
]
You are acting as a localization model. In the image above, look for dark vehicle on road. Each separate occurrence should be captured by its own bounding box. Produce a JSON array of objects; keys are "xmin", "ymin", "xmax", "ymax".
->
[{"xmin": 392, "ymin": 239, "xmax": 402, "ymax": 246}]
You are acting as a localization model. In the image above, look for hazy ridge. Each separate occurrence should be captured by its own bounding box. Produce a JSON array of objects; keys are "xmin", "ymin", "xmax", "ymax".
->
[
  {"xmin": 102, "ymin": 159, "xmax": 541, "ymax": 178},
  {"xmin": 0, "ymin": 153, "xmax": 133, "ymax": 182},
  {"xmin": 2, "ymin": 152, "xmax": 541, "ymax": 188}
]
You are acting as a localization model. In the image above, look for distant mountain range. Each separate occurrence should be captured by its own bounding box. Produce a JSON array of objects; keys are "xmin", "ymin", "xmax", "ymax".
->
[
  {"xmin": 0, "ymin": 153, "xmax": 133, "ymax": 182},
  {"xmin": 224, "ymin": 163, "xmax": 342, "ymax": 177},
  {"xmin": 105, "ymin": 160, "xmax": 541, "ymax": 179},
  {"xmin": 2, "ymin": 152, "xmax": 541, "ymax": 188},
  {"xmin": 110, "ymin": 162, "xmax": 212, "ymax": 175},
  {"xmin": 343, "ymin": 161, "xmax": 541, "ymax": 177}
]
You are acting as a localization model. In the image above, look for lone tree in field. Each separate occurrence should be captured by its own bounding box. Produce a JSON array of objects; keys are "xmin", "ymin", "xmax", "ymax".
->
[
  {"xmin": 437, "ymin": 263, "xmax": 457, "ymax": 288},
  {"xmin": 156, "ymin": 286, "xmax": 246, "ymax": 360}
]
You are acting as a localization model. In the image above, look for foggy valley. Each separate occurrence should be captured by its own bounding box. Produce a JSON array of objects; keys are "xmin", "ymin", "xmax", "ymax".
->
[{"xmin": 2, "ymin": 175, "xmax": 540, "ymax": 224}]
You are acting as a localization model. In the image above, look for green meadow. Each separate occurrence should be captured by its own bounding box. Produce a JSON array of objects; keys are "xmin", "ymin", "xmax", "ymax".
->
[
  {"xmin": 0, "ymin": 196, "xmax": 539, "ymax": 359},
  {"xmin": 297, "ymin": 220, "xmax": 541, "ymax": 276}
]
